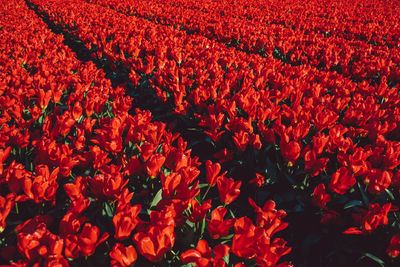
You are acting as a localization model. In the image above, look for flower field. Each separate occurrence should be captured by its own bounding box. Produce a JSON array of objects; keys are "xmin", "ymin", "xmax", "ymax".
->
[{"xmin": 1, "ymin": 0, "xmax": 400, "ymax": 266}]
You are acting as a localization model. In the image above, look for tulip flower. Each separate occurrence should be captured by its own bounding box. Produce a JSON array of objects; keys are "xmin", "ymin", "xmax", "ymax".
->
[
  {"xmin": 110, "ymin": 243, "xmax": 137, "ymax": 267},
  {"xmin": 181, "ymin": 239, "xmax": 229, "ymax": 267},
  {"xmin": 217, "ymin": 176, "xmax": 241, "ymax": 205}
]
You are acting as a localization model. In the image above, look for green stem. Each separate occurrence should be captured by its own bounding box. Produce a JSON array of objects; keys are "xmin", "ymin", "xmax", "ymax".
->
[{"xmin": 202, "ymin": 185, "xmax": 212, "ymax": 201}]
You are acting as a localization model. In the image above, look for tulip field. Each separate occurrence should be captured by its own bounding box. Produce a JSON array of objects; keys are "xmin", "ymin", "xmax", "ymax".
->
[{"xmin": 2, "ymin": 0, "xmax": 400, "ymax": 266}]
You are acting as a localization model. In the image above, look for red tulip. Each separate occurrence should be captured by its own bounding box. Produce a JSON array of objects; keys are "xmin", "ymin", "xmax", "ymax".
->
[
  {"xmin": 205, "ymin": 160, "xmax": 225, "ymax": 187},
  {"xmin": 365, "ymin": 169, "xmax": 392, "ymax": 194},
  {"xmin": 217, "ymin": 176, "xmax": 241, "ymax": 205},
  {"xmin": 248, "ymin": 198, "xmax": 288, "ymax": 236},
  {"xmin": 181, "ymin": 239, "xmax": 229, "ymax": 267},
  {"xmin": 161, "ymin": 172, "xmax": 182, "ymax": 198},
  {"xmin": 64, "ymin": 176, "xmax": 88, "ymax": 202},
  {"xmin": 146, "ymin": 153, "xmax": 166, "ymax": 178},
  {"xmin": 280, "ymin": 140, "xmax": 301, "ymax": 165},
  {"xmin": 232, "ymin": 130, "xmax": 249, "ymax": 151},
  {"xmin": 17, "ymin": 223, "xmax": 64, "ymax": 263},
  {"xmin": 0, "ymin": 146, "xmax": 11, "ymax": 175},
  {"xmin": 207, "ymin": 207, "xmax": 235, "ymax": 239},
  {"xmin": 59, "ymin": 211, "xmax": 87, "ymax": 237},
  {"xmin": 23, "ymin": 165, "xmax": 59, "ymax": 204},
  {"xmin": 89, "ymin": 170, "xmax": 128, "ymax": 200},
  {"xmin": 78, "ymin": 223, "xmax": 109, "ymax": 257},
  {"xmin": 249, "ymin": 173, "xmax": 265, "ymax": 187},
  {"xmin": 344, "ymin": 203, "xmax": 392, "ymax": 234},
  {"xmin": 72, "ymin": 101, "xmax": 82, "ymax": 121},
  {"xmin": 232, "ymin": 217, "xmax": 291, "ymax": 266},
  {"xmin": 387, "ymin": 234, "xmax": 400, "ymax": 258},
  {"xmin": 110, "ymin": 243, "xmax": 137, "ymax": 267},
  {"xmin": 189, "ymin": 199, "xmax": 212, "ymax": 223},
  {"xmin": 0, "ymin": 193, "xmax": 16, "ymax": 233},
  {"xmin": 329, "ymin": 167, "xmax": 355, "ymax": 195},
  {"xmin": 113, "ymin": 204, "xmax": 141, "ymax": 240},
  {"xmin": 312, "ymin": 184, "xmax": 331, "ymax": 209},
  {"xmin": 133, "ymin": 225, "xmax": 175, "ymax": 262}
]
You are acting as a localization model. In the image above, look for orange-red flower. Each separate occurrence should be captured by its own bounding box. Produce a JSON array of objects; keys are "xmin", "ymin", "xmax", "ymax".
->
[
  {"xmin": 133, "ymin": 224, "xmax": 175, "ymax": 262},
  {"xmin": 0, "ymin": 193, "xmax": 16, "ymax": 232},
  {"xmin": 387, "ymin": 234, "xmax": 400, "ymax": 258},
  {"xmin": 329, "ymin": 167, "xmax": 355, "ymax": 194},
  {"xmin": 64, "ymin": 176, "xmax": 88, "ymax": 202},
  {"xmin": 181, "ymin": 239, "xmax": 229, "ymax": 267},
  {"xmin": 217, "ymin": 176, "xmax": 241, "ymax": 205},
  {"xmin": 4, "ymin": 161, "xmax": 31, "ymax": 194},
  {"xmin": 146, "ymin": 153, "xmax": 166, "ymax": 178},
  {"xmin": 133, "ymin": 207, "xmax": 176, "ymax": 262},
  {"xmin": 207, "ymin": 207, "xmax": 235, "ymax": 239},
  {"xmin": 189, "ymin": 199, "xmax": 212, "ymax": 223},
  {"xmin": 232, "ymin": 217, "xmax": 291, "ymax": 266},
  {"xmin": 365, "ymin": 169, "xmax": 392, "ymax": 194},
  {"xmin": 0, "ymin": 146, "xmax": 11, "ymax": 175},
  {"xmin": 89, "ymin": 168, "xmax": 128, "ymax": 200},
  {"xmin": 113, "ymin": 204, "xmax": 141, "ymax": 240},
  {"xmin": 232, "ymin": 130, "xmax": 249, "ymax": 151},
  {"xmin": 280, "ymin": 140, "xmax": 301, "ymax": 165},
  {"xmin": 249, "ymin": 173, "xmax": 265, "ymax": 187},
  {"xmin": 78, "ymin": 223, "xmax": 109, "ymax": 256},
  {"xmin": 23, "ymin": 165, "xmax": 59, "ymax": 204},
  {"xmin": 110, "ymin": 243, "xmax": 137, "ymax": 267},
  {"xmin": 17, "ymin": 222, "xmax": 64, "ymax": 263},
  {"xmin": 161, "ymin": 172, "xmax": 182, "ymax": 198},
  {"xmin": 205, "ymin": 160, "xmax": 226, "ymax": 187},
  {"xmin": 248, "ymin": 198, "xmax": 288, "ymax": 236},
  {"xmin": 312, "ymin": 183, "xmax": 331, "ymax": 209},
  {"xmin": 343, "ymin": 203, "xmax": 392, "ymax": 234}
]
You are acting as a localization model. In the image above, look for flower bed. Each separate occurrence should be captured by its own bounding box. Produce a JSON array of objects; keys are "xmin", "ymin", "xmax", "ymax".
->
[{"xmin": 1, "ymin": 0, "xmax": 400, "ymax": 266}]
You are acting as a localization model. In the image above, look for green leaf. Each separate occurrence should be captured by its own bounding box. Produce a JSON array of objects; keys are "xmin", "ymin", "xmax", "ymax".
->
[
  {"xmin": 220, "ymin": 233, "xmax": 234, "ymax": 240},
  {"xmin": 344, "ymin": 200, "xmax": 363, "ymax": 209},
  {"xmin": 357, "ymin": 253, "xmax": 385, "ymax": 267},
  {"xmin": 223, "ymin": 253, "xmax": 230, "ymax": 264},
  {"xmin": 186, "ymin": 220, "xmax": 194, "ymax": 228},
  {"xmin": 200, "ymin": 218, "xmax": 206, "ymax": 236},
  {"xmin": 197, "ymin": 183, "xmax": 209, "ymax": 189},
  {"xmin": 229, "ymin": 209, "xmax": 236, "ymax": 218},
  {"xmin": 357, "ymin": 182, "xmax": 369, "ymax": 206},
  {"xmin": 103, "ymin": 202, "xmax": 114, "ymax": 218},
  {"xmin": 386, "ymin": 188, "xmax": 395, "ymax": 201},
  {"xmin": 150, "ymin": 189, "xmax": 163, "ymax": 209}
]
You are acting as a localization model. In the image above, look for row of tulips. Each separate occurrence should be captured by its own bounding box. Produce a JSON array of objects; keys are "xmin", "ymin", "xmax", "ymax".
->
[
  {"xmin": 86, "ymin": 0, "xmax": 400, "ymax": 86},
  {"xmin": 121, "ymin": 0, "xmax": 400, "ymax": 49},
  {"xmin": 28, "ymin": 0, "xmax": 400, "ymax": 264},
  {"xmin": 30, "ymin": 0, "xmax": 400, "ymax": 227},
  {"xmin": 221, "ymin": 0, "xmax": 400, "ymax": 48},
  {"xmin": 0, "ymin": 0, "xmax": 292, "ymax": 266}
]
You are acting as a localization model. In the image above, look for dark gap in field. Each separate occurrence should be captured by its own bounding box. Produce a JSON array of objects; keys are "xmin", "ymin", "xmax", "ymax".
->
[
  {"xmin": 25, "ymin": 0, "xmax": 119, "ymax": 86},
  {"xmin": 24, "ymin": 0, "xmax": 216, "ymax": 160}
]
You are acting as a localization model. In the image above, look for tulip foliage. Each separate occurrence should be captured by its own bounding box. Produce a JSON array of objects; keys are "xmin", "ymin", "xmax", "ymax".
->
[{"xmin": 1, "ymin": 0, "xmax": 400, "ymax": 266}]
